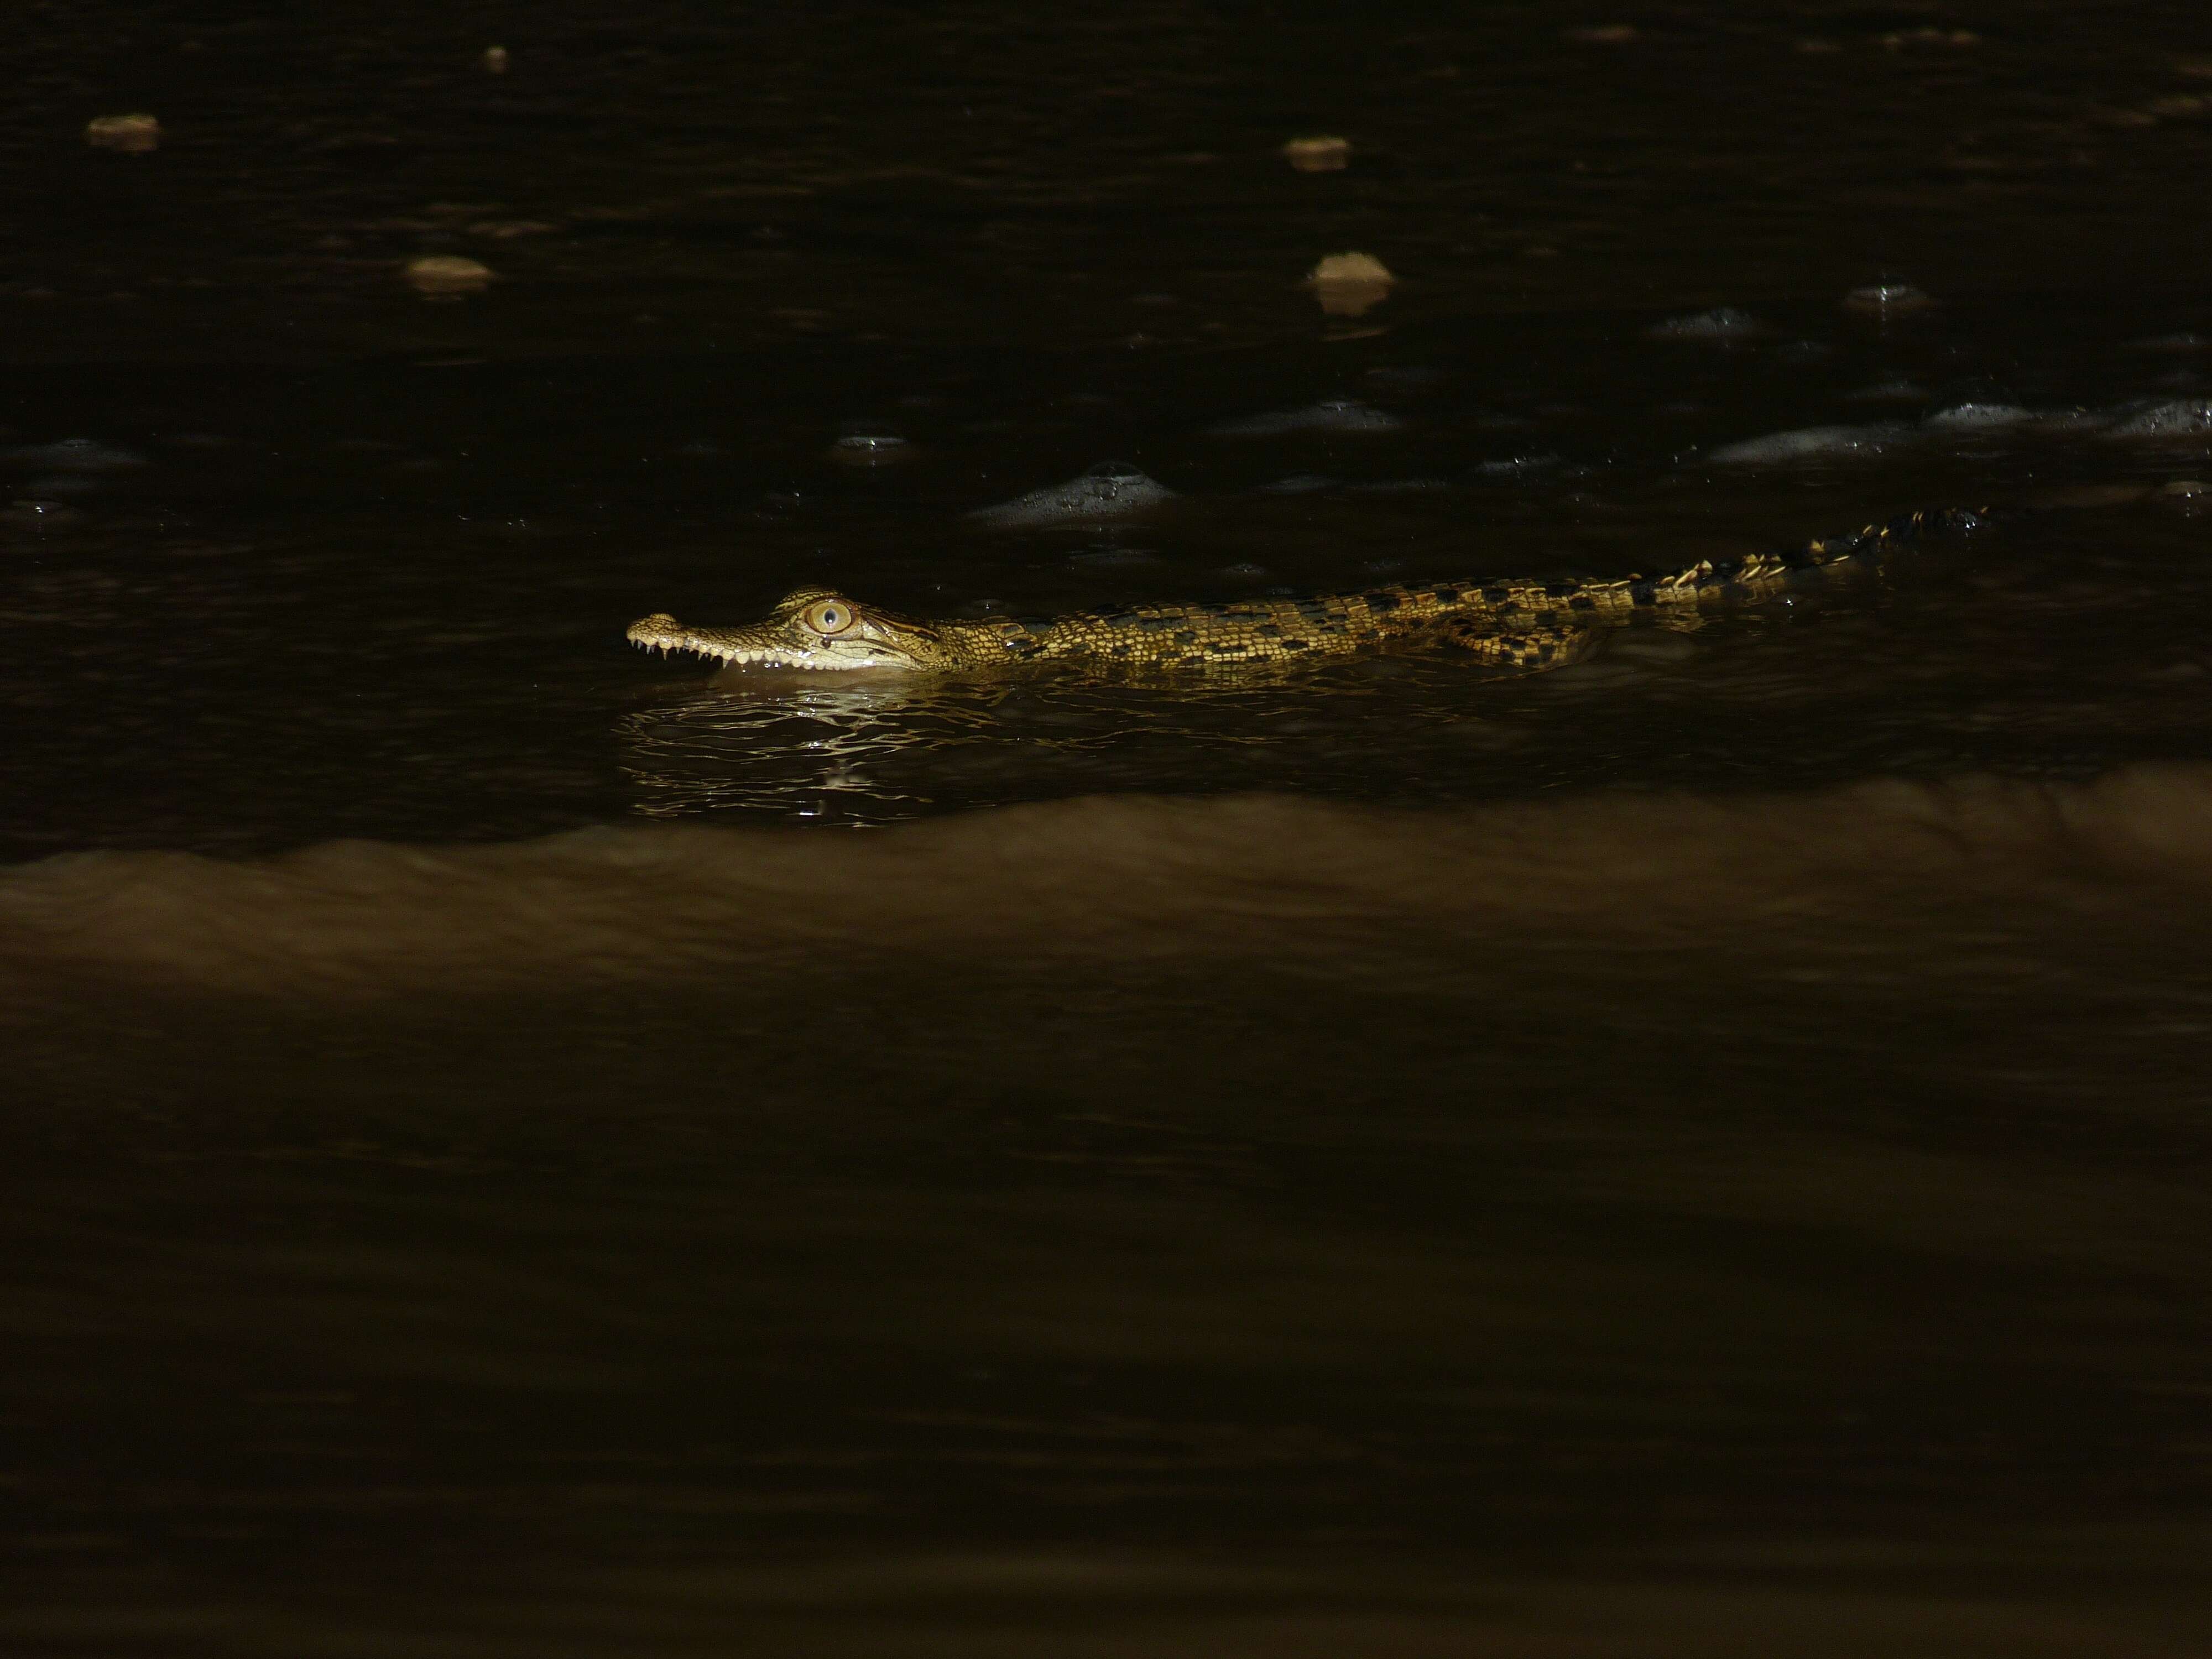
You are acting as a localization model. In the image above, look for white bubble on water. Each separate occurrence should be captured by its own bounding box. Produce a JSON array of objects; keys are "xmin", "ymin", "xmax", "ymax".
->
[
  {"xmin": 968, "ymin": 462, "xmax": 1176, "ymax": 528},
  {"xmin": 1206, "ymin": 399, "xmax": 1404, "ymax": 437}
]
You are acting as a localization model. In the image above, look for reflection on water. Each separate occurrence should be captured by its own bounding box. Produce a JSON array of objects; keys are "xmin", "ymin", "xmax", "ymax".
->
[
  {"xmin": 613, "ymin": 669, "xmax": 1294, "ymax": 825},
  {"xmin": 619, "ymin": 673, "xmax": 1009, "ymax": 821},
  {"xmin": 617, "ymin": 655, "xmax": 1551, "ymax": 825}
]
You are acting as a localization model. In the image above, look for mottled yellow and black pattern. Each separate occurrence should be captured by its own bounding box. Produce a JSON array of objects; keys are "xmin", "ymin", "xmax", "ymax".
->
[{"xmin": 627, "ymin": 509, "xmax": 1984, "ymax": 676}]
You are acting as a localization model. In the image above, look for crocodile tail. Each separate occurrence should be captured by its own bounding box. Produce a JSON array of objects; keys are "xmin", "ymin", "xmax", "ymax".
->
[
  {"xmin": 1625, "ymin": 504, "xmax": 1995, "ymax": 611},
  {"xmin": 1876, "ymin": 504, "xmax": 1996, "ymax": 545},
  {"xmin": 1790, "ymin": 504, "xmax": 1994, "ymax": 570}
]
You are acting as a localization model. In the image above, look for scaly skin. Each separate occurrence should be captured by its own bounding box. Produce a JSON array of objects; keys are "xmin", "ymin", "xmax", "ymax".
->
[{"xmin": 626, "ymin": 509, "xmax": 1984, "ymax": 676}]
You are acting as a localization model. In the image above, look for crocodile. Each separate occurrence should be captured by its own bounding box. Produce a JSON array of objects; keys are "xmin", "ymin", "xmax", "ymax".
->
[{"xmin": 625, "ymin": 508, "xmax": 1986, "ymax": 676}]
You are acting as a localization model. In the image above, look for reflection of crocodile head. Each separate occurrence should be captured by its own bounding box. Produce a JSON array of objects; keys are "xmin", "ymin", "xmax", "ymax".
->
[
  {"xmin": 627, "ymin": 587, "xmax": 973, "ymax": 672},
  {"xmin": 617, "ymin": 670, "xmax": 989, "ymax": 823}
]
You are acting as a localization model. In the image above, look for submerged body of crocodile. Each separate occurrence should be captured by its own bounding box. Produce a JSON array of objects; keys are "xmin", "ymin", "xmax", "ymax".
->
[{"xmin": 627, "ymin": 509, "xmax": 1984, "ymax": 675}]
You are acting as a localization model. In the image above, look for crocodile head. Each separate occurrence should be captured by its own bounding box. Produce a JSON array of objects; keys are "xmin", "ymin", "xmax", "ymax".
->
[{"xmin": 626, "ymin": 587, "xmax": 959, "ymax": 672}]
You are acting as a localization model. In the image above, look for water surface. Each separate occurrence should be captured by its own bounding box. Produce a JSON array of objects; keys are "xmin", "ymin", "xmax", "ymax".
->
[{"xmin": 6, "ymin": 5, "xmax": 2212, "ymax": 1654}]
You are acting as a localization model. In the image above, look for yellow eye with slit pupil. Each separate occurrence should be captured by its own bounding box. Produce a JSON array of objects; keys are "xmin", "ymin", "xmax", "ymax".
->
[{"xmin": 804, "ymin": 601, "xmax": 854, "ymax": 636}]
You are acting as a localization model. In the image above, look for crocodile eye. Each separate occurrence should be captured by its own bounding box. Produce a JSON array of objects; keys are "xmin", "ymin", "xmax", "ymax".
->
[{"xmin": 803, "ymin": 599, "xmax": 855, "ymax": 636}]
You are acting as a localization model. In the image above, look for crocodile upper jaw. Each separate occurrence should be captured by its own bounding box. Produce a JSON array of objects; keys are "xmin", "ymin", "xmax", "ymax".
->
[{"xmin": 625, "ymin": 610, "xmax": 941, "ymax": 671}]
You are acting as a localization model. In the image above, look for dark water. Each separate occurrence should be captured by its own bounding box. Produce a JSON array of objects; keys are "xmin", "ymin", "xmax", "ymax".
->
[{"xmin": 7, "ymin": 6, "xmax": 2212, "ymax": 1654}]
